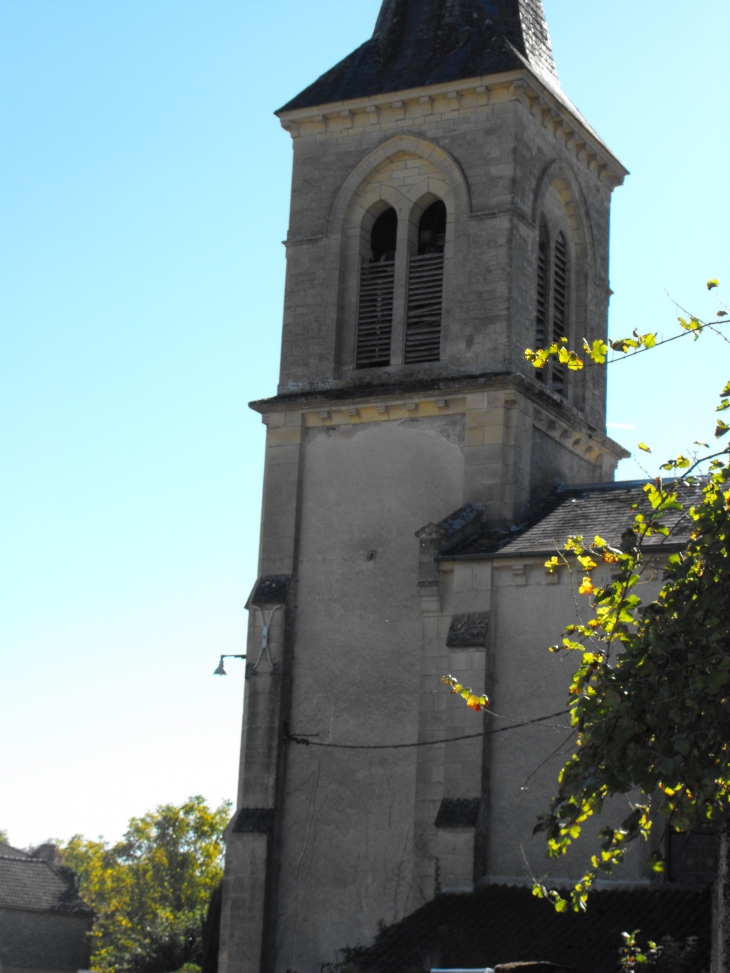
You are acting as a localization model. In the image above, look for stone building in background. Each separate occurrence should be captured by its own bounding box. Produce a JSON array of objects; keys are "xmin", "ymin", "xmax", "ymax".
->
[
  {"xmin": 0, "ymin": 842, "xmax": 93, "ymax": 973},
  {"xmin": 217, "ymin": 2, "xmax": 712, "ymax": 972}
]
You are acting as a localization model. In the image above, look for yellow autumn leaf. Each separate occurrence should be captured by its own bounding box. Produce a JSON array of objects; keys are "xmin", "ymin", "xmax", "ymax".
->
[
  {"xmin": 578, "ymin": 577, "xmax": 595, "ymax": 595},
  {"xmin": 638, "ymin": 443, "xmax": 652, "ymax": 453}
]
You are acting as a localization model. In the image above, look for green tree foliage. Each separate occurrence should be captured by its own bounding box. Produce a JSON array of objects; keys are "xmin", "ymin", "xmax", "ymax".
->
[
  {"xmin": 448, "ymin": 282, "xmax": 730, "ymax": 911},
  {"xmin": 58, "ymin": 795, "xmax": 230, "ymax": 973},
  {"xmin": 620, "ymin": 931, "xmax": 706, "ymax": 973}
]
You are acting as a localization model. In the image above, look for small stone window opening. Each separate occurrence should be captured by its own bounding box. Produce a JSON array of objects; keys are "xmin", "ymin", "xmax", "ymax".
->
[
  {"xmin": 356, "ymin": 207, "xmax": 398, "ymax": 368},
  {"xmin": 405, "ymin": 201, "xmax": 446, "ymax": 364}
]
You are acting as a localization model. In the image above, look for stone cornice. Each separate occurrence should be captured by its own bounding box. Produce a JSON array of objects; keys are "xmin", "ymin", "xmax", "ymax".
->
[
  {"xmin": 249, "ymin": 371, "xmax": 628, "ymax": 463},
  {"xmin": 276, "ymin": 68, "xmax": 627, "ymax": 189}
]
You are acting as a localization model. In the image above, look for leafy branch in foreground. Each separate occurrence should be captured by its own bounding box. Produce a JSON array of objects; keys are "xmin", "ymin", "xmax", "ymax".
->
[
  {"xmin": 524, "ymin": 278, "xmax": 728, "ymax": 372},
  {"xmin": 446, "ymin": 282, "xmax": 730, "ymax": 912},
  {"xmin": 442, "ymin": 675, "xmax": 489, "ymax": 711},
  {"xmin": 619, "ymin": 930, "xmax": 705, "ymax": 973}
]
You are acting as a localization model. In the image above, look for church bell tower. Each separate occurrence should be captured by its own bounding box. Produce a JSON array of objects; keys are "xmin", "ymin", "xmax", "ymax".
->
[{"xmin": 218, "ymin": 3, "xmax": 628, "ymax": 971}]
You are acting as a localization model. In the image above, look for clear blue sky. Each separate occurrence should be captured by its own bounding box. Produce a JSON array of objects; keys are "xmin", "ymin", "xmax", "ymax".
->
[{"xmin": 1, "ymin": 0, "xmax": 728, "ymax": 849}]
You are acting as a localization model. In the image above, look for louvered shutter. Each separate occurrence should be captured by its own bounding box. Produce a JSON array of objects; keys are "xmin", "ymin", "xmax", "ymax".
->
[
  {"xmin": 404, "ymin": 252, "xmax": 443, "ymax": 364},
  {"xmin": 535, "ymin": 229, "xmax": 548, "ymax": 383},
  {"xmin": 355, "ymin": 260, "xmax": 395, "ymax": 368},
  {"xmin": 551, "ymin": 232, "xmax": 569, "ymax": 394}
]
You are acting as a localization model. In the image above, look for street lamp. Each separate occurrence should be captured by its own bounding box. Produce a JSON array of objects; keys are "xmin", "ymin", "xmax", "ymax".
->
[{"xmin": 213, "ymin": 654, "xmax": 246, "ymax": 676}]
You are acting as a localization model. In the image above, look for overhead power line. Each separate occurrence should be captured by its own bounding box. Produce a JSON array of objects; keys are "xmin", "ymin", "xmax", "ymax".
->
[{"xmin": 284, "ymin": 708, "xmax": 572, "ymax": 751}]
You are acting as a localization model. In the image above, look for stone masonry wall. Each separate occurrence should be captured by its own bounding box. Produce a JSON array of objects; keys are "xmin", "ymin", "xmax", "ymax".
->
[
  {"xmin": 0, "ymin": 908, "xmax": 91, "ymax": 971},
  {"xmin": 278, "ymin": 79, "xmax": 619, "ymax": 434}
]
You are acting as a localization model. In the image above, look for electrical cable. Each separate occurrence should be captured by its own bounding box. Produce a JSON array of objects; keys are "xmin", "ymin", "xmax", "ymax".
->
[{"xmin": 284, "ymin": 708, "xmax": 572, "ymax": 751}]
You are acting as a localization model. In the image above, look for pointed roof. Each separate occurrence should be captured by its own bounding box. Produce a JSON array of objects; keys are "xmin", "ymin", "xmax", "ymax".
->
[{"xmin": 280, "ymin": 0, "xmax": 560, "ymax": 113}]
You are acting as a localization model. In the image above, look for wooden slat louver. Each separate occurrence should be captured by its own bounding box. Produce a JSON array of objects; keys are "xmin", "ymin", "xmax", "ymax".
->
[
  {"xmin": 404, "ymin": 252, "xmax": 444, "ymax": 364},
  {"xmin": 356, "ymin": 260, "xmax": 395, "ymax": 368},
  {"xmin": 551, "ymin": 232, "xmax": 569, "ymax": 395},
  {"xmin": 535, "ymin": 229, "xmax": 548, "ymax": 383}
]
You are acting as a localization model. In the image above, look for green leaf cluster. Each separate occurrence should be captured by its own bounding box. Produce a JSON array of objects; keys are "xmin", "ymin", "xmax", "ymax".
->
[
  {"xmin": 57, "ymin": 795, "xmax": 230, "ymax": 973},
  {"xmin": 523, "ymin": 279, "xmax": 726, "ymax": 371},
  {"xmin": 619, "ymin": 931, "xmax": 705, "ymax": 972},
  {"xmin": 532, "ymin": 379, "xmax": 730, "ymax": 911}
]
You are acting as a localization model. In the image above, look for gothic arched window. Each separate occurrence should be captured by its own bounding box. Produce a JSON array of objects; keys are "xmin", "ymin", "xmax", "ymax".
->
[
  {"xmin": 404, "ymin": 200, "xmax": 446, "ymax": 364},
  {"xmin": 355, "ymin": 207, "xmax": 397, "ymax": 368}
]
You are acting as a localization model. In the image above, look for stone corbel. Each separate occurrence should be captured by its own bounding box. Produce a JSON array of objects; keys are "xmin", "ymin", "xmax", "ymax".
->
[
  {"xmin": 310, "ymin": 114, "xmax": 326, "ymax": 135},
  {"xmin": 509, "ymin": 78, "xmax": 531, "ymax": 109},
  {"xmin": 279, "ymin": 119, "xmax": 301, "ymax": 138},
  {"xmin": 544, "ymin": 564, "xmax": 559, "ymax": 584},
  {"xmin": 511, "ymin": 563, "xmax": 527, "ymax": 586},
  {"xmin": 554, "ymin": 118, "xmax": 573, "ymax": 142},
  {"xmin": 365, "ymin": 105, "xmax": 379, "ymax": 125}
]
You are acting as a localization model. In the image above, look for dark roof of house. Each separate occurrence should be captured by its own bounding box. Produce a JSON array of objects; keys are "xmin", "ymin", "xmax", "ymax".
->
[
  {"xmin": 350, "ymin": 883, "xmax": 711, "ymax": 973},
  {"xmin": 0, "ymin": 855, "xmax": 94, "ymax": 916},
  {"xmin": 0, "ymin": 842, "xmax": 29, "ymax": 860},
  {"xmin": 279, "ymin": 0, "xmax": 559, "ymax": 113},
  {"xmin": 448, "ymin": 480, "xmax": 702, "ymax": 559}
]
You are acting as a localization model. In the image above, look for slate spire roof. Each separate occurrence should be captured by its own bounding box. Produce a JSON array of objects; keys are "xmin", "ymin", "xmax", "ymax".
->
[{"xmin": 280, "ymin": 0, "xmax": 560, "ymax": 113}]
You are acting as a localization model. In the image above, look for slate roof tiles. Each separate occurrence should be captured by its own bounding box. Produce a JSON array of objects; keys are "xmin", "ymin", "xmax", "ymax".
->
[
  {"xmin": 0, "ymin": 854, "xmax": 93, "ymax": 916},
  {"xmin": 450, "ymin": 480, "xmax": 702, "ymax": 560},
  {"xmin": 279, "ymin": 0, "xmax": 560, "ymax": 113}
]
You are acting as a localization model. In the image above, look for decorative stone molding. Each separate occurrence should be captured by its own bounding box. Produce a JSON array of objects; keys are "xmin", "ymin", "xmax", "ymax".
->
[
  {"xmin": 532, "ymin": 405, "xmax": 623, "ymax": 467},
  {"xmin": 277, "ymin": 69, "xmax": 627, "ymax": 188},
  {"xmin": 301, "ymin": 394, "xmax": 466, "ymax": 427}
]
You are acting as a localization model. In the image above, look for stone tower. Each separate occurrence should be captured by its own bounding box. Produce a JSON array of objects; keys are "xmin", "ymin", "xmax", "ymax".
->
[{"xmin": 218, "ymin": 3, "xmax": 628, "ymax": 972}]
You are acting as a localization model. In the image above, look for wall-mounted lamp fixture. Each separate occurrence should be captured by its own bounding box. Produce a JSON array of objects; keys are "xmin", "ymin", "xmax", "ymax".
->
[{"xmin": 214, "ymin": 654, "xmax": 246, "ymax": 676}]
